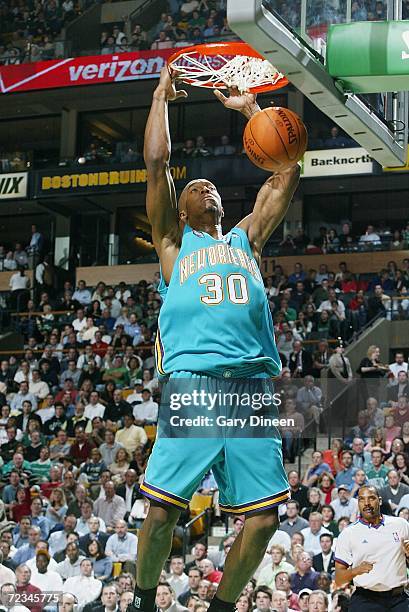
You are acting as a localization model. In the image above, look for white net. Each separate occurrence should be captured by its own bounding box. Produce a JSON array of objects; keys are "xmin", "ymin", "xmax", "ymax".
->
[{"xmin": 170, "ymin": 52, "xmax": 284, "ymax": 93}]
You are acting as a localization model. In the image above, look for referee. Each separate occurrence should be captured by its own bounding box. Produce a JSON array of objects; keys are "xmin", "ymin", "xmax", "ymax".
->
[{"xmin": 335, "ymin": 484, "xmax": 409, "ymax": 611}]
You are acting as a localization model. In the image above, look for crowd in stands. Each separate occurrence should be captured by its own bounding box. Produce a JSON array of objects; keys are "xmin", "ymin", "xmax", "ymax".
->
[
  {"xmin": 276, "ymin": 221, "xmax": 409, "ymax": 255},
  {"xmin": 267, "ymin": 0, "xmax": 409, "ymax": 31},
  {"xmin": 100, "ymin": 1, "xmax": 232, "ymax": 55},
  {"xmin": 0, "ymin": 265, "xmax": 407, "ymax": 610}
]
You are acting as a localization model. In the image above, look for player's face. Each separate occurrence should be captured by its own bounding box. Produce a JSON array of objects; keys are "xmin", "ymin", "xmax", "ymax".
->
[
  {"xmin": 358, "ymin": 487, "xmax": 381, "ymax": 521},
  {"xmin": 180, "ymin": 180, "xmax": 223, "ymax": 222}
]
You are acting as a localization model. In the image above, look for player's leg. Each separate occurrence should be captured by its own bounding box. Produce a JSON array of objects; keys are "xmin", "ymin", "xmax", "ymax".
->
[
  {"xmin": 209, "ymin": 509, "xmax": 279, "ymax": 607},
  {"xmin": 130, "ymin": 501, "xmax": 180, "ymax": 612}
]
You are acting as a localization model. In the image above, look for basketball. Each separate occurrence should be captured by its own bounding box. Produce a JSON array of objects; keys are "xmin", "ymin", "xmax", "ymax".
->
[{"xmin": 243, "ymin": 107, "xmax": 308, "ymax": 172}]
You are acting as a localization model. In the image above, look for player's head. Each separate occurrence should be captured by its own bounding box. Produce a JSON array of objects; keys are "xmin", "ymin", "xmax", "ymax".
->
[
  {"xmin": 178, "ymin": 179, "xmax": 223, "ymax": 227},
  {"xmin": 357, "ymin": 485, "xmax": 382, "ymax": 521}
]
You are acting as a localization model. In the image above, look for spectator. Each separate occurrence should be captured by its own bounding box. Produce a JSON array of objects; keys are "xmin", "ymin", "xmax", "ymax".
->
[
  {"xmin": 301, "ymin": 513, "xmax": 331, "ymax": 555},
  {"xmin": 290, "ymin": 551, "xmax": 320, "ymax": 594},
  {"xmin": 63, "ymin": 558, "xmax": 102, "ymax": 609},
  {"xmin": 359, "ymin": 224, "xmax": 381, "ymax": 246},
  {"xmin": 72, "ymin": 281, "xmax": 92, "ymax": 307},
  {"xmin": 330, "ymin": 485, "xmax": 358, "ymax": 521},
  {"xmin": 256, "ymin": 544, "xmax": 294, "ymax": 587},
  {"xmin": 30, "ymin": 550, "xmax": 63, "ymax": 591},
  {"xmin": 15, "ymin": 565, "xmax": 42, "ymax": 612},
  {"xmin": 213, "ymin": 135, "xmax": 236, "ymax": 156},
  {"xmin": 93, "ymin": 481, "xmax": 126, "ymax": 532},
  {"xmin": 115, "ymin": 414, "xmax": 147, "ymax": 454}
]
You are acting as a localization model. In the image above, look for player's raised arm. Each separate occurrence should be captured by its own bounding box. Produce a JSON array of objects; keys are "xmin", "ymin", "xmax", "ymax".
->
[
  {"xmin": 214, "ymin": 88, "xmax": 300, "ymax": 260},
  {"xmin": 144, "ymin": 68, "xmax": 187, "ymax": 269}
]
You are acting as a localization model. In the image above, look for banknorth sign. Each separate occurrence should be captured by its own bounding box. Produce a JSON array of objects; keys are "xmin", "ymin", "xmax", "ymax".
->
[
  {"xmin": 0, "ymin": 172, "xmax": 28, "ymax": 199},
  {"xmin": 300, "ymin": 148, "xmax": 373, "ymax": 177}
]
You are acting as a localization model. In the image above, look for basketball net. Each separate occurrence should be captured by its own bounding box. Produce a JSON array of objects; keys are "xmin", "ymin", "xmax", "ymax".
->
[{"xmin": 168, "ymin": 43, "xmax": 288, "ymax": 94}]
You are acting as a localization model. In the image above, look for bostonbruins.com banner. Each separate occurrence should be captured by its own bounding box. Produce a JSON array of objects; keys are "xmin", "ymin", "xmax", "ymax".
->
[{"xmin": 35, "ymin": 164, "xmax": 188, "ymax": 197}]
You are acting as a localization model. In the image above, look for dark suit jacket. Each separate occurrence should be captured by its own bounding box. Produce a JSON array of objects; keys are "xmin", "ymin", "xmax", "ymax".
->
[
  {"xmin": 116, "ymin": 483, "xmax": 142, "ymax": 507},
  {"xmin": 288, "ymin": 350, "xmax": 313, "ymax": 377},
  {"xmin": 312, "ymin": 551, "xmax": 335, "ymax": 574},
  {"xmin": 387, "ymin": 383, "xmax": 409, "ymax": 402},
  {"xmin": 78, "ymin": 531, "xmax": 110, "ymax": 551}
]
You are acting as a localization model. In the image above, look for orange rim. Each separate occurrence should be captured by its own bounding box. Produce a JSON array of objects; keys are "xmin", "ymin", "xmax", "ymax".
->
[{"xmin": 167, "ymin": 42, "xmax": 288, "ymax": 93}]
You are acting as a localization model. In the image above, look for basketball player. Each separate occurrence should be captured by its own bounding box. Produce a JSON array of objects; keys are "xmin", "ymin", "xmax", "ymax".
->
[{"xmin": 130, "ymin": 68, "xmax": 300, "ymax": 612}]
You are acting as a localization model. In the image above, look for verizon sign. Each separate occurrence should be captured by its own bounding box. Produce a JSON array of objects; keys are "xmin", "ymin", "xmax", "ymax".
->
[
  {"xmin": 0, "ymin": 49, "xmax": 176, "ymax": 94},
  {"xmin": 0, "ymin": 173, "xmax": 28, "ymax": 199}
]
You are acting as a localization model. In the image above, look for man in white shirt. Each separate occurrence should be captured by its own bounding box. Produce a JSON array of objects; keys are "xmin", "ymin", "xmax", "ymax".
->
[
  {"xmin": 72, "ymin": 309, "xmax": 87, "ymax": 333},
  {"xmin": 76, "ymin": 503, "xmax": 107, "ymax": 537},
  {"xmin": 359, "ymin": 225, "xmax": 381, "ymax": 245},
  {"xmin": 331, "ymin": 485, "xmax": 358, "ymax": 521},
  {"xmin": 167, "ymin": 556, "xmax": 189, "ymax": 598},
  {"xmin": 389, "ymin": 353, "xmax": 408, "ymax": 380},
  {"xmin": 28, "ymin": 370, "xmax": 49, "ymax": 400},
  {"xmin": 72, "ymin": 282, "xmax": 92, "ymax": 307},
  {"xmin": 335, "ymin": 485, "xmax": 409, "ymax": 610},
  {"xmin": 84, "ymin": 391, "xmax": 105, "ymax": 420},
  {"xmin": 133, "ymin": 389, "xmax": 158, "ymax": 425},
  {"xmin": 317, "ymin": 288, "xmax": 346, "ymax": 318},
  {"xmin": 0, "ymin": 550, "xmax": 16, "ymax": 586},
  {"xmin": 10, "ymin": 382, "xmax": 37, "ymax": 412},
  {"xmin": 63, "ymin": 558, "xmax": 102, "ymax": 611},
  {"xmin": 126, "ymin": 381, "xmax": 143, "ymax": 407},
  {"xmin": 48, "ymin": 515, "xmax": 79, "ymax": 556},
  {"xmin": 105, "ymin": 520, "xmax": 137, "ymax": 564},
  {"xmin": 29, "ymin": 550, "xmax": 63, "ymax": 592},
  {"xmin": 301, "ymin": 512, "xmax": 331, "ymax": 556}
]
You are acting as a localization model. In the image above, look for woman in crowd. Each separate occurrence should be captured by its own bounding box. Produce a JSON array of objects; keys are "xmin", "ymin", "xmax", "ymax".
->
[
  {"xmin": 235, "ymin": 595, "xmax": 252, "ymax": 612},
  {"xmin": 357, "ymin": 344, "xmax": 389, "ymax": 399},
  {"xmin": 301, "ymin": 486, "xmax": 323, "ymax": 519},
  {"xmin": 365, "ymin": 426, "xmax": 387, "ymax": 452},
  {"xmin": 322, "ymin": 438, "xmax": 343, "ymax": 474},
  {"xmin": 321, "ymin": 504, "xmax": 339, "ymax": 536},
  {"xmin": 402, "ymin": 421, "xmax": 409, "ymax": 454},
  {"xmin": 45, "ymin": 488, "xmax": 68, "ymax": 527},
  {"xmin": 318, "ymin": 471, "xmax": 336, "ymax": 504},
  {"xmin": 109, "ymin": 448, "xmax": 131, "ymax": 483},
  {"xmin": 392, "ymin": 451, "xmax": 409, "ymax": 485},
  {"xmin": 87, "ymin": 539, "xmax": 113, "ymax": 582}
]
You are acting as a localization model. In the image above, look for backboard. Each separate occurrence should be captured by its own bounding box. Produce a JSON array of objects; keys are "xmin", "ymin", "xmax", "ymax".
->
[{"xmin": 227, "ymin": 0, "xmax": 408, "ymax": 167}]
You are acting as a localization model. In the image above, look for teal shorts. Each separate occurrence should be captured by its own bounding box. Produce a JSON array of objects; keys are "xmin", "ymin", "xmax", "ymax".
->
[{"xmin": 141, "ymin": 371, "xmax": 290, "ymax": 515}]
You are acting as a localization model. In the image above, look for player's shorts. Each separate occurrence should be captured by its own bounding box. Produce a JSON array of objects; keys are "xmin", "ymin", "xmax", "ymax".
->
[{"xmin": 140, "ymin": 371, "xmax": 290, "ymax": 515}]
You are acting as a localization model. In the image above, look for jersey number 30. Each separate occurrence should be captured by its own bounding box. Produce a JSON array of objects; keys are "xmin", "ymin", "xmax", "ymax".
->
[{"xmin": 199, "ymin": 273, "xmax": 249, "ymax": 305}]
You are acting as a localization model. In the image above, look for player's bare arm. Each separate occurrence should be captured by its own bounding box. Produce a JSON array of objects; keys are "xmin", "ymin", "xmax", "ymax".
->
[
  {"xmin": 334, "ymin": 559, "xmax": 375, "ymax": 587},
  {"xmin": 214, "ymin": 88, "xmax": 300, "ymax": 260},
  {"xmin": 144, "ymin": 67, "xmax": 187, "ymax": 283}
]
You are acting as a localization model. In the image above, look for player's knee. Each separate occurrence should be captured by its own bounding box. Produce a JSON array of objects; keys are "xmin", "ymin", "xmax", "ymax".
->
[
  {"xmin": 245, "ymin": 509, "xmax": 279, "ymax": 540},
  {"xmin": 144, "ymin": 502, "xmax": 181, "ymax": 537}
]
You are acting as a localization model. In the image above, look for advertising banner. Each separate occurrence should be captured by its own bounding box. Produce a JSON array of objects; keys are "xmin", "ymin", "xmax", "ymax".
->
[{"xmin": 0, "ymin": 49, "xmax": 176, "ymax": 94}]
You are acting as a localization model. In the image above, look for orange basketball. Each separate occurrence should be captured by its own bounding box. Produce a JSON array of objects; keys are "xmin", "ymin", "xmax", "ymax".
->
[{"xmin": 243, "ymin": 107, "xmax": 308, "ymax": 172}]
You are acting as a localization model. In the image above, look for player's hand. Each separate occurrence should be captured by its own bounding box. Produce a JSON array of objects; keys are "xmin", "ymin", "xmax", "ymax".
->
[
  {"xmin": 214, "ymin": 87, "xmax": 260, "ymax": 119},
  {"xmin": 266, "ymin": 164, "xmax": 301, "ymax": 196},
  {"xmin": 353, "ymin": 561, "xmax": 375, "ymax": 576},
  {"xmin": 155, "ymin": 67, "xmax": 188, "ymax": 102}
]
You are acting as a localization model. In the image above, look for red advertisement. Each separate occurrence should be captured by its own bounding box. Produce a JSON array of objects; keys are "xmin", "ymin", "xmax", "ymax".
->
[{"xmin": 0, "ymin": 49, "xmax": 176, "ymax": 94}]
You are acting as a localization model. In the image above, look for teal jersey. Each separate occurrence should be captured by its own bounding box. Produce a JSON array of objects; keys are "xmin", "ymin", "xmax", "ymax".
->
[{"xmin": 155, "ymin": 225, "xmax": 281, "ymax": 378}]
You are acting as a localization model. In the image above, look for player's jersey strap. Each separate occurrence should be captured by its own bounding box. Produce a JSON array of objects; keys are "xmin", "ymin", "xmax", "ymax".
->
[{"xmin": 155, "ymin": 224, "xmax": 282, "ymax": 378}]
